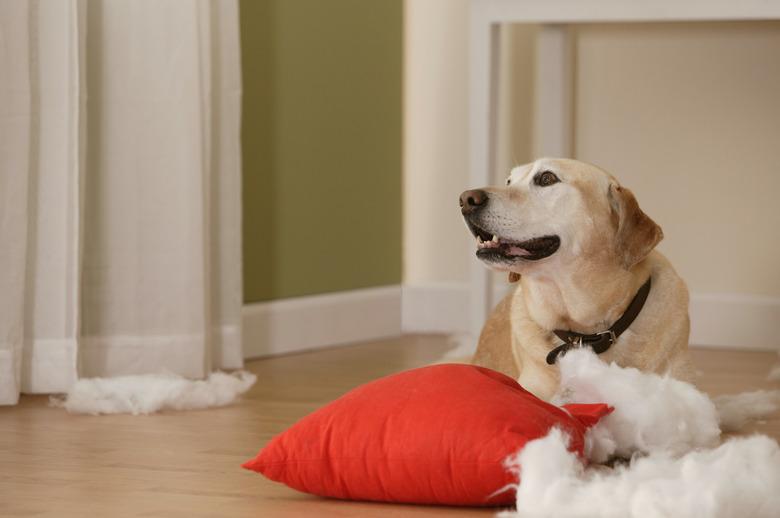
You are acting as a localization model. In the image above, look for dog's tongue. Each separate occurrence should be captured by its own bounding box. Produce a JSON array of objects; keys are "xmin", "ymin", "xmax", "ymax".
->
[{"xmin": 507, "ymin": 246, "xmax": 531, "ymax": 256}]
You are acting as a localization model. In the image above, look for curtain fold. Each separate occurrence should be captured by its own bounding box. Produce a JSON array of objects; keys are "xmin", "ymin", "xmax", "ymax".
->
[{"xmin": 0, "ymin": 0, "xmax": 243, "ymax": 405}]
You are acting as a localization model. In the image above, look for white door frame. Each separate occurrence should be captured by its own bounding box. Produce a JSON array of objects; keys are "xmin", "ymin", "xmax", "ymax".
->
[{"xmin": 467, "ymin": 0, "xmax": 780, "ymax": 341}]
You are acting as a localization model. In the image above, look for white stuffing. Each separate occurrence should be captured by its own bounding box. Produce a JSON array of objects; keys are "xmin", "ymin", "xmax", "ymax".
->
[
  {"xmin": 500, "ymin": 350, "xmax": 780, "ymax": 517},
  {"xmin": 552, "ymin": 349, "xmax": 720, "ymax": 461},
  {"xmin": 501, "ymin": 428, "xmax": 780, "ymax": 518},
  {"xmin": 51, "ymin": 370, "xmax": 256, "ymax": 415},
  {"xmin": 714, "ymin": 390, "xmax": 780, "ymax": 433}
]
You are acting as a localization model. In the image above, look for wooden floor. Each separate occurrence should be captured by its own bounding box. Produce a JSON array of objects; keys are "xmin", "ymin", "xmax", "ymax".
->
[{"xmin": 2, "ymin": 335, "xmax": 778, "ymax": 517}]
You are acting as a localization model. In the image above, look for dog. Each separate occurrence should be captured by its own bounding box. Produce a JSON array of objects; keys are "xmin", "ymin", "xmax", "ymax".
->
[{"xmin": 460, "ymin": 158, "xmax": 693, "ymax": 401}]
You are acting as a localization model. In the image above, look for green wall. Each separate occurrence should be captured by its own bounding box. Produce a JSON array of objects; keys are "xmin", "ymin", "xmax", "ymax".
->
[{"xmin": 240, "ymin": 0, "xmax": 402, "ymax": 303}]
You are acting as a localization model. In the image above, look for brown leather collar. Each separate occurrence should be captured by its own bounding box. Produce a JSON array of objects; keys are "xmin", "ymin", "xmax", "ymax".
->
[{"xmin": 546, "ymin": 277, "xmax": 652, "ymax": 365}]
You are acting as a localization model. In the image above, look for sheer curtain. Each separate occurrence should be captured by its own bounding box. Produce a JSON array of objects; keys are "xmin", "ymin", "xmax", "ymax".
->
[{"xmin": 0, "ymin": 0, "xmax": 243, "ymax": 405}]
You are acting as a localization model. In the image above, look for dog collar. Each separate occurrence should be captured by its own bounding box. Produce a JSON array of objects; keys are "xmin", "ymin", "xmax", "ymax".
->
[{"xmin": 546, "ymin": 277, "xmax": 652, "ymax": 365}]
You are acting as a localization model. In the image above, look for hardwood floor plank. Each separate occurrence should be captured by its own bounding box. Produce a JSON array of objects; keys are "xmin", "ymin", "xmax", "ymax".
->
[{"xmin": 1, "ymin": 336, "xmax": 777, "ymax": 517}]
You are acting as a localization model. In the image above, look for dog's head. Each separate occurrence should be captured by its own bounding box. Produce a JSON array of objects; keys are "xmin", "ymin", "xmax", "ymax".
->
[{"xmin": 460, "ymin": 158, "xmax": 663, "ymax": 275}]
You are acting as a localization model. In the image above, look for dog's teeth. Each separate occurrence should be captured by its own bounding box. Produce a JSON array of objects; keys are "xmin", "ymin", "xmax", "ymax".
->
[
  {"xmin": 492, "ymin": 235, "xmax": 499, "ymax": 243},
  {"xmin": 477, "ymin": 236, "xmax": 483, "ymax": 244}
]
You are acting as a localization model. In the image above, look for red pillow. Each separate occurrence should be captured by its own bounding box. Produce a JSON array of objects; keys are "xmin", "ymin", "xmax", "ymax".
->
[{"xmin": 243, "ymin": 364, "xmax": 611, "ymax": 506}]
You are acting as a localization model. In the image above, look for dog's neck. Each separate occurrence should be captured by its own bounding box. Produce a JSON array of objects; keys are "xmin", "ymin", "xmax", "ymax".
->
[{"xmin": 520, "ymin": 256, "xmax": 653, "ymax": 334}]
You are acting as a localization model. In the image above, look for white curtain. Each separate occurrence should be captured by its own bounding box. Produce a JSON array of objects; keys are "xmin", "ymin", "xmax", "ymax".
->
[{"xmin": 0, "ymin": 0, "xmax": 243, "ymax": 405}]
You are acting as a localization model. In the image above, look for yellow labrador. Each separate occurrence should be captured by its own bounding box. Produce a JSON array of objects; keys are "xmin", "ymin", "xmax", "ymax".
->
[{"xmin": 460, "ymin": 158, "xmax": 693, "ymax": 400}]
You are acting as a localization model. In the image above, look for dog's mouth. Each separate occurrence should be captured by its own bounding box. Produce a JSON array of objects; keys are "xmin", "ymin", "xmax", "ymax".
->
[{"xmin": 466, "ymin": 222, "xmax": 560, "ymax": 263}]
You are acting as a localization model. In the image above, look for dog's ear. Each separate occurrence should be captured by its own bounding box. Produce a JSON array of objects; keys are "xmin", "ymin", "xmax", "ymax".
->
[
  {"xmin": 608, "ymin": 184, "xmax": 663, "ymax": 268},
  {"xmin": 508, "ymin": 272, "xmax": 520, "ymax": 283}
]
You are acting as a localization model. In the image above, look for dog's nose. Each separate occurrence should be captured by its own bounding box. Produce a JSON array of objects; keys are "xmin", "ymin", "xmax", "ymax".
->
[{"xmin": 459, "ymin": 189, "xmax": 488, "ymax": 215}]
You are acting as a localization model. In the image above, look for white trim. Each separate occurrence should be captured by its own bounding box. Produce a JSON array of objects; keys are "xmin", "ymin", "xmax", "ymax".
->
[
  {"xmin": 402, "ymin": 282, "xmax": 506, "ymax": 334},
  {"xmin": 472, "ymin": 0, "xmax": 780, "ymax": 24},
  {"xmin": 240, "ymin": 284, "xmax": 780, "ymax": 356},
  {"xmin": 402, "ymin": 283, "xmax": 780, "ymax": 351},
  {"xmin": 242, "ymin": 286, "xmax": 402, "ymax": 359}
]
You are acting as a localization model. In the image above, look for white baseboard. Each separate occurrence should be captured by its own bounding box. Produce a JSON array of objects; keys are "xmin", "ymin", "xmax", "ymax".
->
[
  {"xmin": 689, "ymin": 293, "xmax": 780, "ymax": 350},
  {"xmin": 402, "ymin": 282, "xmax": 780, "ymax": 351},
  {"xmin": 401, "ymin": 282, "xmax": 510, "ymax": 335},
  {"xmin": 242, "ymin": 285, "xmax": 402, "ymax": 359},
  {"xmin": 242, "ymin": 283, "xmax": 780, "ymax": 358}
]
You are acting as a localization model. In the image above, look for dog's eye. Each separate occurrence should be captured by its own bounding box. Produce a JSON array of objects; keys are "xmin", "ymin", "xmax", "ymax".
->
[
  {"xmin": 534, "ymin": 171, "xmax": 560, "ymax": 187},
  {"xmin": 505, "ymin": 177, "xmax": 511, "ymax": 186}
]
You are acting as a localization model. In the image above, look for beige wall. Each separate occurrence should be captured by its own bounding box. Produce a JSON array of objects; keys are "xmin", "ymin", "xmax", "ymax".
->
[
  {"xmin": 405, "ymin": 8, "xmax": 780, "ymax": 298},
  {"xmin": 575, "ymin": 22, "xmax": 780, "ymax": 296}
]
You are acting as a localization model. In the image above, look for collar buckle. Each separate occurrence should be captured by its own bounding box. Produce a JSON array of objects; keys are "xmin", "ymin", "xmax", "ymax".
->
[
  {"xmin": 596, "ymin": 329, "xmax": 616, "ymax": 346},
  {"xmin": 587, "ymin": 329, "xmax": 616, "ymax": 354}
]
